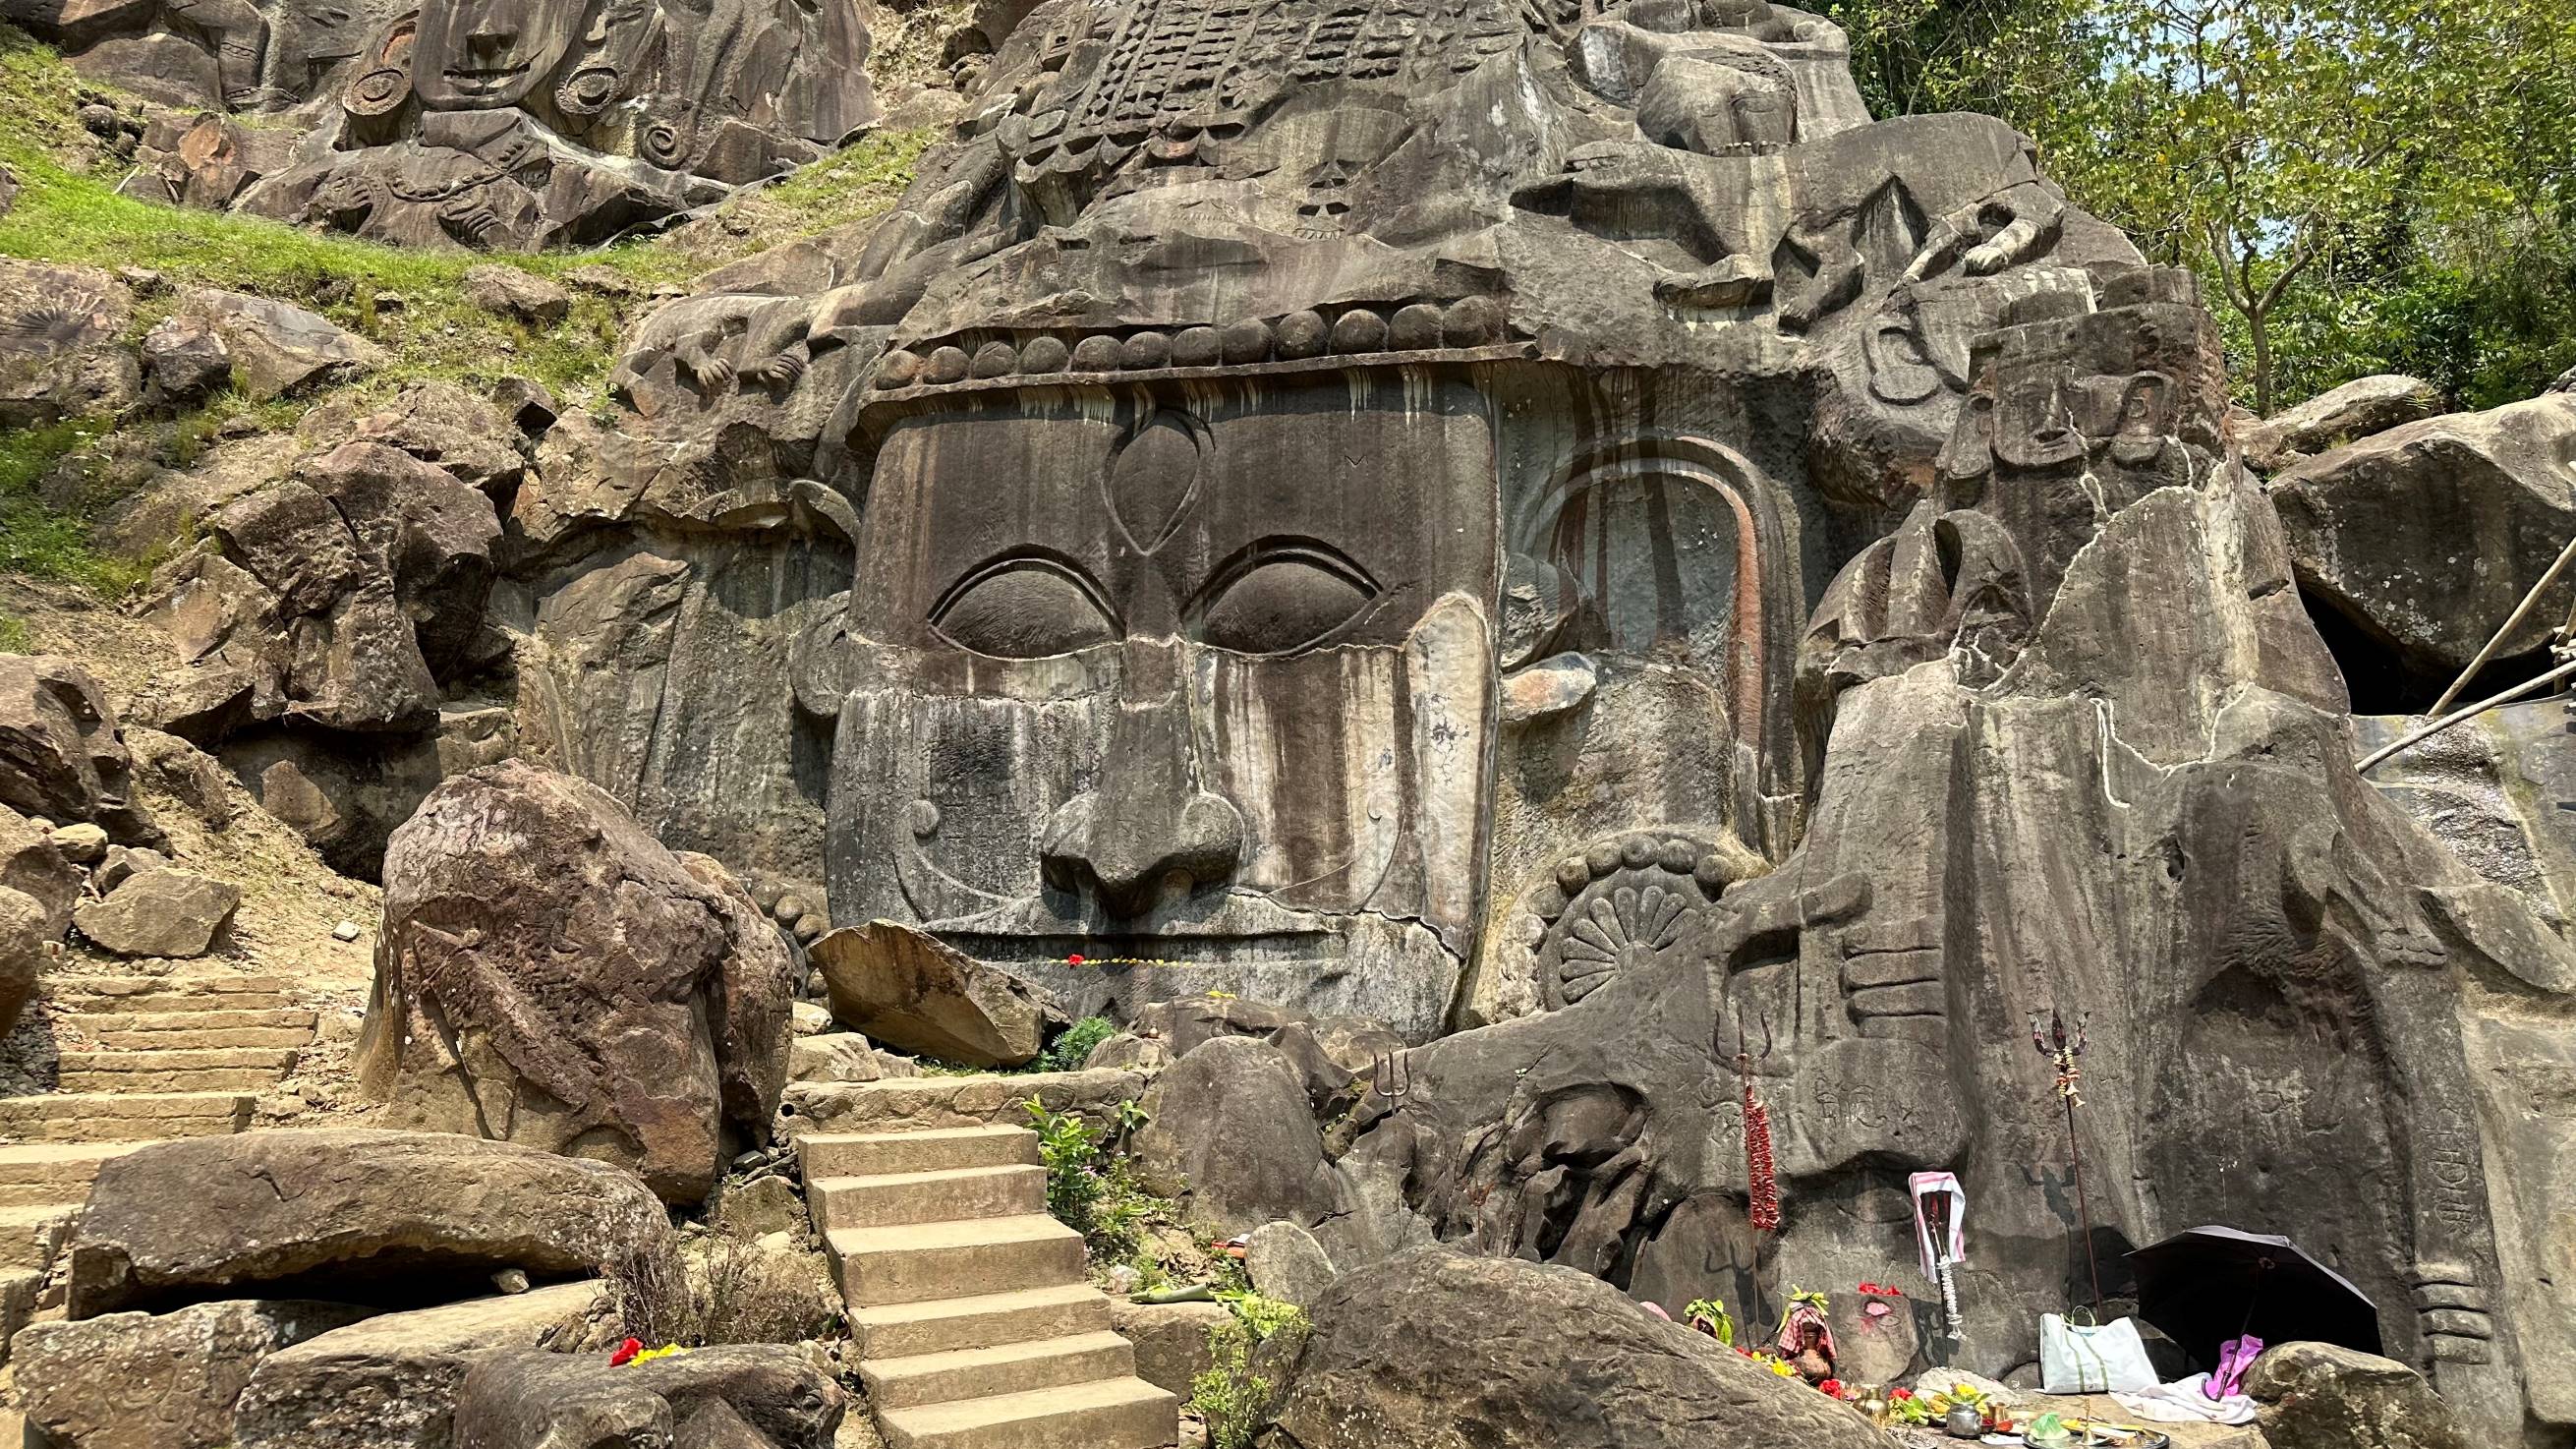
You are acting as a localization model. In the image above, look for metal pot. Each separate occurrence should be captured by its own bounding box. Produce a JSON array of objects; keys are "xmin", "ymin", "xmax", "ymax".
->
[{"xmin": 1945, "ymin": 1404, "xmax": 1987, "ymax": 1438}]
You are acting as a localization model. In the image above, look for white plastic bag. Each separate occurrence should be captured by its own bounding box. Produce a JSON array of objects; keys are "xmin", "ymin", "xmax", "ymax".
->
[{"xmin": 2039, "ymin": 1312, "xmax": 2159, "ymax": 1394}]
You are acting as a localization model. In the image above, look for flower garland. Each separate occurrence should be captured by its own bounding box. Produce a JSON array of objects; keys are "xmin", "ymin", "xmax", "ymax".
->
[{"xmin": 1744, "ymin": 1072, "xmax": 1779, "ymax": 1233}]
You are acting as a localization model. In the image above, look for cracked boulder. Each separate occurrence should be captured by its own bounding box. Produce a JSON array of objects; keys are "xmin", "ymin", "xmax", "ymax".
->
[
  {"xmin": 1270, "ymin": 1246, "xmax": 1903, "ymax": 1449},
  {"xmin": 358, "ymin": 762, "xmax": 797, "ymax": 1202},
  {"xmin": 65, "ymin": 1129, "xmax": 672, "ymax": 1318},
  {"xmin": 72, "ymin": 865, "xmax": 240, "ymax": 957},
  {"xmin": 451, "ymin": 1344, "xmax": 845, "ymax": 1449},
  {"xmin": 2271, "ymin": 393, "xmax": 2576, "ymax": 682},
  {"xmin": 177, "ymin": 288, "xmax": 382, "ymax": 400},
  {"xmin": 2240, "ymin": 374, "xmax": 2446, "ymax": 473},
  {"xmin": 17, "ymin": 1300, "xmax": 376, "ymax": 1449},
  {"xmin": 0, "ymin": 654, "xmax": 161, "ymax": 844},
  {"xmin": 810, "ymin": 919, "xmax": 1062, "ymax": 1068}
]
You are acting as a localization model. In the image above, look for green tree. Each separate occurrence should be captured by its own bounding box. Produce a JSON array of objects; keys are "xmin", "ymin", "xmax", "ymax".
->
[{"xmin": 1823, "ymin": 0, "xmax": 2576, "ymax": 414}]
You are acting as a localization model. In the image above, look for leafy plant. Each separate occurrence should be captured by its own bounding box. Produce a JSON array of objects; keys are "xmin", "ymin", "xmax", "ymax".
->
[
  {"xmin": 1684, "ymin": 1297, "xmax": 1736, "ymax": 1346},
  {"xmin": 1026, "ymin": 1095, "xmax": 1151, "ymax": 1264},
  {"xmin": 1190, "ymin": 1318, "xmax": 1271, "ymax": 1449},
  {"xmin": 1039, "ymin": 1014, "xmax": 1118, "ymax": 1072}
]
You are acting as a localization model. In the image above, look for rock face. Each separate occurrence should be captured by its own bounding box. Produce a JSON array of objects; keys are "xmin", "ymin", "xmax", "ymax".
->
[
  {"xmin": 0, "ymin": 654, "xmax": 161, "ymax": 844},
  {"xmin": 73, "ymin": 864, "xmax": 242, "ymax": 956},
  {"xmin": 0, "ymin": 260, "xmax": 140, "ymax": 425},
  {"xmin": 0, "ymin": 805, "xmax": 85, "ymax": 941},
  {"xmin": 179, "ymin": 288, "xmax": 384, "ymax": 398},
  {"xmin": 2240, "ymin": 374, "xmax": 2446, "ymax": 473},
  {"xmin": 809, "ymin": 919, "xmax": 1060, "ymax": 1067},
  {"xmin": 358, "ymin": 762, "xmax": 796, "ymax": 1201},
  {"xmin": 2246, "ymin": 1342, "xmax": 2473, "ymax": 1449},
  {"xmin": 1132, "ymin": 1036, "xmax": 1337, "ymax": 1236},
  {"xmin": 2272, "ymin": 393, "xmax": 2576, "ymax": 691},
  {"xmin": 450, "ymin": 1345, "xmax": 845, "ymax": 1449},
  {"xmin": 17, "ymin": 1300, "xmax": 375, "ymax": 1449},
  {"xmin": 65, "ymin": 1129, "xmax": 672, "ymax": 1317},
  {"xmin": 1269, "ymin": 1246, "xmax": 1901, "ymax": 1448},
  {"xmin": 232, "ymin": 1283, "xmax": 603, "ymax": 1449},
  {"xmin": 0, "ymin": 883, "xmax": 47, "ymax": 1036},
  {"xmin": 12, "ymin": 0, "xmax": 876, "ymax": 249}
]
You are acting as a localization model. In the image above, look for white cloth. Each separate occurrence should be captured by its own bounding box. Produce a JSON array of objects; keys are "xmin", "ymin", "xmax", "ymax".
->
[
  {"xmin": 1909, "ymin": 1170, "xmax": 1967, "ymax": 1280},
  {"xmin": 2111, "ymin": 1373, "xmax": 2260, "ymax": 1425}
]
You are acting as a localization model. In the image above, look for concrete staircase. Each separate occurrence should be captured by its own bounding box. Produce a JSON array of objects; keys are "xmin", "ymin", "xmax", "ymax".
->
[
  {"xmin": 0, "ymin": 974, "xmax": 312, "ymax": 1145},
  {"xmin": 800, "ymin": 1124, "xmax": 1178, "ymax": 1449},
  {"xmin": 0, "ymin": 973, "xmax": 315, "ymax": 1312}
]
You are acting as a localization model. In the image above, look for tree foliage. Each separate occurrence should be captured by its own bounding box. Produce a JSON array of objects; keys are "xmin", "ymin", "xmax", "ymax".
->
[{"xmin": 1820, "ymin": 0, "xmax": 2576, "ymax": 413}]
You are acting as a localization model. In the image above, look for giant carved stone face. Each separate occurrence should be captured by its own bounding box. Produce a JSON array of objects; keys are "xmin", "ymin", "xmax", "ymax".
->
[
  {"xmin": 825, "ymin": 377, "xmax": 1501, "ymax": 1039},
  {"xmin": 412, "ymin": 0, "xmax": 581, "ymax": 109}
]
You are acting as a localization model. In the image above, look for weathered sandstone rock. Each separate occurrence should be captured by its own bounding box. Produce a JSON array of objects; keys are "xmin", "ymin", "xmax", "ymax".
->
[
  {"xmin": 809, "ymin": 919, "xmax": 1061, "ymax": 1068},
  {"xmin": 359, "ymin": 763, "xmax": 794, "ymax": 1201},
  {"xmin": 66, "ymin": 1129, "xmax": 671, "ymax": 1317},
  {"xmin": 1270, "ymin": 1247, "xmax": 1902, "ymax": 1448},
  {"xmin": 17, "ymin": 1300, "xmax": 374, "ymax": 1449}
]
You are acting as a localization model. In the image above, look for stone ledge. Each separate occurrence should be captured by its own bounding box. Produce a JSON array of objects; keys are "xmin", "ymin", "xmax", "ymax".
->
[{"xmin": 782, "ymin": 1068, "xmax": 1150, "ymax": 1135}]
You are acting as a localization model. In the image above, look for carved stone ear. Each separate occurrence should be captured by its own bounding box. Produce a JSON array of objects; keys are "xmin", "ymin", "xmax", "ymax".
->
[
  {"xmin": 556, "ymin": 61, "xmax": 624, "ymax": 116},
  {"xmin": 343, "ymin": 13, "xmax": 420, "ymax": 119}
]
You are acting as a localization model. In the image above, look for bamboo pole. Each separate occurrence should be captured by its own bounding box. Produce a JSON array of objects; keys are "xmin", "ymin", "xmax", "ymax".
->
[
  {"xmin": 2358, "ymin": 656, "xmax": 2576, "ymax": 773},
  {"xmin": 2425, "ymin": 532, "xmax": 2576, "ymax": 718}
]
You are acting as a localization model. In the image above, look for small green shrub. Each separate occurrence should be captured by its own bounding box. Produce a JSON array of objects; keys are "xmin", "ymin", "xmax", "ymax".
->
[
  {"xmin": 1026, "ymin": 1095, "xmax": 1153, "ymax": 1265},
  {"xmin": 0, "ymin": 613, "xmax": 30, "ymax": 653},
  {"xmin": 1189, "ymin": 1292, "xmax": 1308, "ymax": 1449},
  {"xmin": 1040, "ymin": 1015, "xmax": 1118, "ymax": 1072}
]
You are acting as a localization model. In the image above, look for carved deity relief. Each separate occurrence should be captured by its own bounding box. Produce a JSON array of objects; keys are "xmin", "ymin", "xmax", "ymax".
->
[{"xmin": 813, "ymin": 377, "xmax": 1504, "ymax": 1041}]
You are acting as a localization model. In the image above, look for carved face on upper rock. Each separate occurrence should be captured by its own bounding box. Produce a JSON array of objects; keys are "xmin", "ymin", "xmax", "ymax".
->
[
  {"xmin": 820, "ymin": 377, "xmax": 1501, "ymax": 1039},
  {"xmin": 412, "ymin": 0, "xmax": 584, "ymax": 109}
]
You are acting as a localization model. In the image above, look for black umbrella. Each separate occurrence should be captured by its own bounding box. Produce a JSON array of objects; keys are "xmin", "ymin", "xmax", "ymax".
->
[{"xmin": 2128, "ymin": 1226, "xmax": 2383, "ymax": 1370}]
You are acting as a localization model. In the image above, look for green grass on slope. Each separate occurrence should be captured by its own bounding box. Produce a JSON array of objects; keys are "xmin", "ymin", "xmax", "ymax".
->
[{"xmin": 0, "ymin": 24, "xmax": 928, "ymax": 613}]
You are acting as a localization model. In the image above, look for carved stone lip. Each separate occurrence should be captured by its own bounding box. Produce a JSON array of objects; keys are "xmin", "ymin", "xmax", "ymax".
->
[
  {"xmin": 932, "ymin": 891, "xmax": 1353, "ymax": 966},
  {"xmin": 944, "ymin": 929, "xmax": 1347, "ymax": 969},
  {"xmin": 440, "ymin": 63, "xmax": 531, "ymax": 92}
]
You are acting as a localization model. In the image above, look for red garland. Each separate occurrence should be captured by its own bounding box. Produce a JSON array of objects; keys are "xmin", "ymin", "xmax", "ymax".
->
[{"xmin": 1744, "ymin": 1078, "xmax": 1779, "ymax": 1232}]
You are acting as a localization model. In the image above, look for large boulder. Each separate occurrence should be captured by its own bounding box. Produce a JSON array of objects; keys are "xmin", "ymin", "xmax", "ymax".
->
[
  {"xmin": 179, "ymin": 288, "xmax": 383, "ymax": 399},
  {"xmin": 2271, "ymin": 394, "xmax": 2576, "ymax": 682},
  {"xmin": 2240, "ymin": 374, "xmax": 2445, "ymax": 472},
  {"xmin": 0, "ymin": 883, "xmax": 46, "ymax": 1036},
  {"xmin": 17, "ymin": 1300, "xmax": 375, "ymax": 1449},
  {"xmin": 357, "ymin": 763, "xmax": 797, "ymax": 1201},
  {"xmin": 1108, "ymin": 1298, "xmax": 1232, "ymax": 1398},
  {"xmin": 232, "ymin": 1283, "xmax": 603, "ymax": 1449},
  {"xmin": 65, "ymin": 1129, "xmax": 672, "ymax": 1318},
  {"xmin": 810, "ymin": 919, "xmax": 1062, "ymax": 1068},
  {"xmin": 1268, "ymin": 1247, "xmax": 1903, "ymax": 1449},
  {"xmin": 0, "ymin": 804, "xmax": 81, "ymax": 941},
  {"xmin": 450, "ymin": 1345, "xmax": 845, "ymax": 1449},
  {"xmin": 1132, "ymin": 1036, "xmax": 1339, "ymax": 1236},
  {"xmin": 0, "ymin": 654, "xmax": 160, "ymax": 843},
  {"xmin": 2246, "ymin": 1341, "xmax": 2473, "ymax": 1449},
  {"xmin": 72, "ymin": 865, "xmax": 241, "ymax": 957}
]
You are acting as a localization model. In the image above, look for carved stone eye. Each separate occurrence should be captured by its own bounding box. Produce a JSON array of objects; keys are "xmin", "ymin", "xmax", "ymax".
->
[
  {"xmin": 931, "ymin": 556, "xmax": 1119, "ymax": 658},
  {"xmin": 1192, "ymin": 543, "xmax": 1377, "ymax": 655}
]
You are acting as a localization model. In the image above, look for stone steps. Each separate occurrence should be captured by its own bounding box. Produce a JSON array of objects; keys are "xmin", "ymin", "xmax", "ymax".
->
[
  {"xmin": 828, "ymin": 1215, "xmax": 1089, "ymax": 1308},
  {"xmin": 811, "ymin": 1165, "xmax": 1049, "ymax": 1233},
  {"xmin": 0, "ymin": 1205, "xmax": 78, "ymax": 1273},
  {"xmin": 0, "ymin": 1090, "xmax": 254, "ymax": 1143},
  {"xmin": 877, "ymin": 1378, "xmax": 1178, "ymax": 1449},
  {"xmin": 42, "ymin": 974, "xmax": 297, "ymax": 1015},
  {"xmin": 802, "ymin": 1125, "xmax": 1175, "ymax": 1449},
  {"xmin": 864, "ymin": 1329, "xmax": 1140, "ymax": 1411},
  {"xmin": 850, "ymin": 1286, "xmax": 1113, "ymax": 1361},
  {"xmin": 59, "ymin": 1008, "xmax": 317, "ymax": 1052},
  {"xmin": 0, "ymin": 1142, "xmax": 143, "ymax": 1207},
  {"xmin": 56, "ymin": 1047, "xmax": 301, "ymax": 1093}
]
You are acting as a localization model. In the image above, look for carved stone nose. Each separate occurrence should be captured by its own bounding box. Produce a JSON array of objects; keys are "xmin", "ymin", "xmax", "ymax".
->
[
  {"xmin": 1040, "ymin": 789, "xmax": 1245, "ymax": 919},
  {"xmin": 467, "ymin": 24, "xmax": 518, "ymax": 58}
]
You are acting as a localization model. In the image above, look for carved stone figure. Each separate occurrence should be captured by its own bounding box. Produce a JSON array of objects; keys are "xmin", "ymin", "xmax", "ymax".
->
[
  {"xmin": 6, "ymin": 0, "xmax": 878, "ymax": 246},
  {"xmin": 475, "ymin": 0, "xmax": 2576, "ymax": 1432}
]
